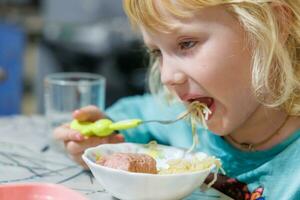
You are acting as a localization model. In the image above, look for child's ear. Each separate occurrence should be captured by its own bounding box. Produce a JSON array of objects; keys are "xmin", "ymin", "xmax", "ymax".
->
[{"xmin": 271, "ymin": 2, "xmax": 293, "ymax": 44}]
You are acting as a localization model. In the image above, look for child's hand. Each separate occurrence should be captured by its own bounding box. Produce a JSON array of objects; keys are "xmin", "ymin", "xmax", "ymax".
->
[{"xmin": 53, "ymin": 105, "xmax": 124, "ymax": 168}]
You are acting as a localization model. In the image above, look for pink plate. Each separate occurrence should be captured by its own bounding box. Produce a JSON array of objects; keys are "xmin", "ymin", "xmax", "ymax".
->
[{"xmin": 0, "ymin": 183, "xmax": 88, "ymax": 200}]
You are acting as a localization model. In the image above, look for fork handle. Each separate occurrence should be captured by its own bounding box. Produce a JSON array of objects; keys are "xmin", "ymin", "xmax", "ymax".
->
[
  {"xmin": 70, "ymin": 119, "xmax": 143, "ymax": 137},
  {"xmin": 109, "ymin": 119, "xmax": 142, "ymax": 130}
]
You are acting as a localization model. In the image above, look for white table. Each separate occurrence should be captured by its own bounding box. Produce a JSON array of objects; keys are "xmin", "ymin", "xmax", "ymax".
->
[{"xmin": 0, "ymin": 116, "xmax": 232, "ymax": 200}]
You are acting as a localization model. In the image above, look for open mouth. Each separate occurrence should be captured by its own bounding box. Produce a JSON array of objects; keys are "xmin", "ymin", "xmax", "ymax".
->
[
  {"xmin": 187, "ymin": 97, "xmax": 214, "ymax": 109},
  {"xmin": 187, "ymin": 97, "xmax": 215, "ymax": 120}
]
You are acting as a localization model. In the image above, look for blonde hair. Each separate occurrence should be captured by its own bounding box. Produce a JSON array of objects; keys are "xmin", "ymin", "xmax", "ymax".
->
[{"xmin": 123, "ymin": 0, "xmax": 300, "ymax": 115}]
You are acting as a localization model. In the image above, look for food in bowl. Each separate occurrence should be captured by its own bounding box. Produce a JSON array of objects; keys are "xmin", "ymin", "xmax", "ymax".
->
[
  {"xmin": 96, "ymin": 152, "xmax": 158, "ymax": 174},
  {"xmin": 82, "ymin": 143, "xmax": 220, "ymax": 200},
  {"xmin": 95, "ymin": 151, "xmax": 220, "ymax": 175},
  {"xmin": 159, "ymin": 156, "xmax": 221, "ymax": 175}
]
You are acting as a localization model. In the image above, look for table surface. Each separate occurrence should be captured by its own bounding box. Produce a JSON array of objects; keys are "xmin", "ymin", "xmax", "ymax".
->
[{"xmin": 0, "ymin": 115, "xmax": 233, "ymax": 200}]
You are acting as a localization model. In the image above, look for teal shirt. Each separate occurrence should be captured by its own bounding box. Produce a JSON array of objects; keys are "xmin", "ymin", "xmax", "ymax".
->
[{"xmin": 106, "ymin": 94, "xmax": 300, "ymax": 200}]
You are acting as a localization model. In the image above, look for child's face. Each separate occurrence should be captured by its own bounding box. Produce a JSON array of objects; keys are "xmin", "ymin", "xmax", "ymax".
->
[{"xmin": 142, "ymin": 6, "xmax": 261, "ymax": 135}]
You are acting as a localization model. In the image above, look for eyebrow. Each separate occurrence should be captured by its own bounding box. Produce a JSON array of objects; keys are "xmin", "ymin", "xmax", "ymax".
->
[{"xmin": 142, "ymin": 22, "xmax": 207, "ymax": 49}]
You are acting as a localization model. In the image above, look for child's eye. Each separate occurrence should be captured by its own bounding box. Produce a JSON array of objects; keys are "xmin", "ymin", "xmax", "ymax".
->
[{"xmin": 178, "ymin": 41, "xmax": 198, "ymax": 50}]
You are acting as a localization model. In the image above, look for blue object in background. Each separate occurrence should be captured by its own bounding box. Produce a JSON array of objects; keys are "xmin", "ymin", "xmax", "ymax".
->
[{"xmin": 0, "ymin": 23, "xmax": 25, "ymax": 115}]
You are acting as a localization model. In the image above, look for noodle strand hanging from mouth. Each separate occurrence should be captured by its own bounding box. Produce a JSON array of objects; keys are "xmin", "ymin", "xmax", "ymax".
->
[
  {"xmin": 158, "ymin": 103, "xmax": 223, "ymax": 186},
  {"xmin": 178, "ymin": 101, "xmax": 212, "ymax": 153}
]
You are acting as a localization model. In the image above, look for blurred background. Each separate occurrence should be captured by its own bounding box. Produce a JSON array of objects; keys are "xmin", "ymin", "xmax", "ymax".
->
[{"xmin": 0, "ymin": 0, "xmax": 149, "ymax": 116}]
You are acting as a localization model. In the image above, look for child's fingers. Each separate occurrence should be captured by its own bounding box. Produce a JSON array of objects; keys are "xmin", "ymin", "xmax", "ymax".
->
[
  {"xmin": 105, "ymin": 134, "xmax": 125, "ymax": 144},
  {"xmin": 53, "ymin": 125, "xmax": 84, "ymax": 142},
  {"xmin": 65, "ymin": 141, "xmax": 87, "ymax": 155},
  {"xmin": 92, "ymin": 134, "xmax": 125, "ymax": 145},
  {"xmin": 65, "ymin": 134, "xmax": 124, "ymax": 155},
  {"xmin": 72, "ymin": 105, "xmax": 104, "ymax": 122}
]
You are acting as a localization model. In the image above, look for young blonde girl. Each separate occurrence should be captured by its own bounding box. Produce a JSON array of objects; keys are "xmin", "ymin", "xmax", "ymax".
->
[{"xmin": 55, "ymin": 0, "xmax": 300, "ymax": 199}]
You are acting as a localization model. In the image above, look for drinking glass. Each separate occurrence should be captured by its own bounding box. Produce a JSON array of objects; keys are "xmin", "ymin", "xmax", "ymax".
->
[{"xmin": 44, "ymin": 72, "xmax": 105, "ymax": 151}]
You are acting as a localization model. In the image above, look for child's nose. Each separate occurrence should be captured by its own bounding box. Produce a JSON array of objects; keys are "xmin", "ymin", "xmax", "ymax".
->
[
  {"xmin": 160, "ymin": 66, "xmax": 187, "ymax": 86},
  {"xmin": 160, "ymin": 55, "xmax": 187, "ymax": 86}
]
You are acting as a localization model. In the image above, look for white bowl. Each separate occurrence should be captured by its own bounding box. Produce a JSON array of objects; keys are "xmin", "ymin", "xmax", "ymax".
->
[{"xmin": 82, "ymin": 143, "xmax": 214, "ymax": 200}]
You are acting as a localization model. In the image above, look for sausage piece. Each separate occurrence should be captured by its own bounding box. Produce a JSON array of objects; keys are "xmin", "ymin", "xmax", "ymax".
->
[{"xmin": 97, "ymin": 153, "xmax": 157, "ymax": 174}]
